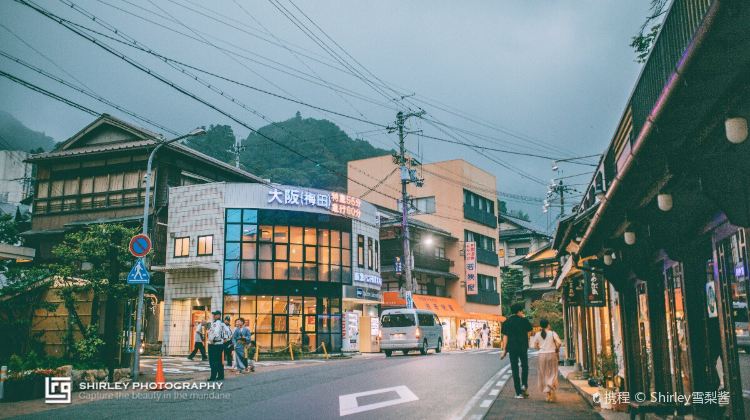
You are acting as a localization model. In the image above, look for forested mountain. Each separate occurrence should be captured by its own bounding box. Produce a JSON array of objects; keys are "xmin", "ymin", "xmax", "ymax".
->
[
  {"xmin": 240, "ymin": 112, "xmax": 391, "ymax": 191},
  {"xmin": 0, "ymin": 111, "xmax": 56, "ymax": 152}
]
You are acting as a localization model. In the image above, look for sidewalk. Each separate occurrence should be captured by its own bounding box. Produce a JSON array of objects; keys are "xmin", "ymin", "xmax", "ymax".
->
[{"xmin": 485, "ymin": 357, "xmax": 601, "ymax": 419}]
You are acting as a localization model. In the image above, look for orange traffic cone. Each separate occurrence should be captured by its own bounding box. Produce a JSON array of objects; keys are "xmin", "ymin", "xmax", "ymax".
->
[{"xmin": 154, "ymin": 358, "xmax": 166, "ymax": 391}]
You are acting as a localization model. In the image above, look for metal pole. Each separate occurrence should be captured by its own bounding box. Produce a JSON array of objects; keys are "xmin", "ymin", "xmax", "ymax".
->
[{"xmin": 132, "ymin": 129, "xmax": 202, "ymax": 380}]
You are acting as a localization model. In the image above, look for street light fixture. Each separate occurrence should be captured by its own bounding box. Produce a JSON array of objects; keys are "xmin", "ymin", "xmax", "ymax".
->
[
  {"xmin": 725, "ymin": 117, "xmax": 748, "ymax": 144},
  {"xmin": 132, "ymin": 127, "xmax": 206, "ymax": 381}
]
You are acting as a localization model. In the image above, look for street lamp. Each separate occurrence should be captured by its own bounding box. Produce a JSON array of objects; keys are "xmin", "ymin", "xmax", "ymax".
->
[{"xmin": 132, "ymin": 127, "xmax": 205, "ymax": 380}]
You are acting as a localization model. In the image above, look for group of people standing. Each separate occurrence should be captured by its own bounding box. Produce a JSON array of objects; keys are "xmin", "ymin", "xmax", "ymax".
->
[
  {"xmin": 456, "ymin": 323, "xmax": 492, "ymax": 349},
  {"xmin": 188, "ymin": 310, "xmax": 256, "ymax": 381},
  {"xmin": 501, "ymin": 302, "xmax": 562, "ymax": 402}
]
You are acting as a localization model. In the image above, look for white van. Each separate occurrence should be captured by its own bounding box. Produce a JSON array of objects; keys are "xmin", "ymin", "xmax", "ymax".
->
[{"xmin": 379, "ymin": 308, "xmax": 444, "ymax": 357}]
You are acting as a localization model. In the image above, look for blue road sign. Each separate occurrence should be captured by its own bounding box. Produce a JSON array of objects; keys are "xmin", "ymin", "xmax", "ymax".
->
[{"xmin": 127, "ymin": 258, "xmax": 150, "ymax": 284}]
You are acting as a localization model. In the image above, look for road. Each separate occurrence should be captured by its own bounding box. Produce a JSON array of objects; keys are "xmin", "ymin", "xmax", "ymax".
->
[{"xmin": 15, "ymin": 349, "xmax": 516, "ymax": 420}]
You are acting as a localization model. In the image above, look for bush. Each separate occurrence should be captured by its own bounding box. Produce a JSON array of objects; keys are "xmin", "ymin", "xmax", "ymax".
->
[{"xmin": 74, "ymin": 325, "xmax": 105, "ymax": 365}]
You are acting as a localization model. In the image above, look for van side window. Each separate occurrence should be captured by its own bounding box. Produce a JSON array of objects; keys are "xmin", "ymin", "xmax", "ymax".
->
[
  {"xmin": 433, "ymin": 315, "xmax": 441, "ymax": 325},
  {"xmin": 417, "ymin": 313, "xmax": 434, "ymax": 326}
]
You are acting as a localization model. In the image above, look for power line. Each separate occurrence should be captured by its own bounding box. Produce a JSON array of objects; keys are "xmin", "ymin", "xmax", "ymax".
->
[{"xmin": 0, "ymin": 69, "xmax": 99, "ymax": 117}]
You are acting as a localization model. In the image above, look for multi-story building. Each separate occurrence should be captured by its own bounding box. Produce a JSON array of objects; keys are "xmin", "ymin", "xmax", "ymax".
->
[
  {"xmin": 348, "ymin": 157, "xmax": 504, "ymax": 344},
  {"xmin": 515, "ymin": 244, "xmax": 558, "ymax": 309},
  {"xmin": 0, "ymin": 150, "xmax": 31, "ymax": 208},
  {"xmin": 161, "ymin": 182, "xmax": 381, "ymax": 355},
  {"xmin": 22, "ymin": 114, "xmax": 262, "ymax": 356},
  {"xmin": 498, "ymin": 212, "xmax": 550, "ymax": 268}
]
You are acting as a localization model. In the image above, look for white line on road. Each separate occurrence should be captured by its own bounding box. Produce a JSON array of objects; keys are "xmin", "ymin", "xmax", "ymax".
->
[
  {"xmin": 489, "ymin": 389, "xmax": 499, "ymax": 396},
  {"xmin": 339, "ymin": 385, "xmax": 419, "ymax": 416},
  {"xmin": 480, "ymin": 399, "xmax": 493, "ymax": 408},
  {"xmin": 453, "ymin": 364, "xmax": 511, "ymax": 420}
]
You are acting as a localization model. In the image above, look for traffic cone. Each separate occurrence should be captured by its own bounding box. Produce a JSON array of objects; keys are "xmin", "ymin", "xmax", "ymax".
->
[{"xmin": 153, "ymin": 358, "xmax": 166, "ymax": 391}]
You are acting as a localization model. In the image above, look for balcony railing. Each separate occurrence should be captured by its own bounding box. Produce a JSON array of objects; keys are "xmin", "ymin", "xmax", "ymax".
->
[
  {"xmin": 413, "ymin": 253, "xmax": 452, "ymax": 273},
  {"xmin": 466, "ymin": 289, "xmax": 501, "ymax": 306},
  {"xmin": 476, "ymin": 247, "xmax": 499, "ymax": 267},
  {"xmin": 463, "ymin": 204, "xmax": 497, "ymax": 228},
  {"xmin": 630, "ymin": 0, "xmax": 713, "ymax": 136}
]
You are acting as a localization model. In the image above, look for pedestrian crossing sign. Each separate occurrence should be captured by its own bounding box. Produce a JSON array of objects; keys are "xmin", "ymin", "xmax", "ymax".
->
[{"xmin": 127, "ymin": 258, "xmax": 150, "ymax": 284}]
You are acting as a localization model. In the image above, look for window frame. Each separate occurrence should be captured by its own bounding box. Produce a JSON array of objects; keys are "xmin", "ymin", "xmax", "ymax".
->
[
  {"xmin": 357, "ymin": 235, "xmax": 365, "ymax": 268},
  {"xmin": 174, "ymin": 236, "xmax": 190, "ymax": 258},
  {"xmin": 197, "ymin": 235, "xmax": 214, "ymax": 256}
]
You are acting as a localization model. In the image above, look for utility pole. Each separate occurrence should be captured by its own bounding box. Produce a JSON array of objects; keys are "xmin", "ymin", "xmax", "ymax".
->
[
  {"xmin": 543, "ymin": 179, "xmax": 575, "ymax": 218},
  {"xmin": 391, "ymin": 110, "xmax": 424, "ymax": 293},
  {"xmin": 230, "ymin": 140, "xmax": 246, "ymax": 169},
  {"xmin": 558, "ymin": 180, "xmax": 565, "ymax": 218}
]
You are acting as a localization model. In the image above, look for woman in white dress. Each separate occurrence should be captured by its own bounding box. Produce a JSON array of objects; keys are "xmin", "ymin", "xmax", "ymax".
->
[
  {"xmin": 481, "ymin": 324, "xmax": 490, "ymax": 349},
  {"xmin": 530, "ymin": 319, "xmax": 562, "ymax": 401},
  {"xmin": 457, "ymin": 323, "xmax": 467, "ymax": 350}
]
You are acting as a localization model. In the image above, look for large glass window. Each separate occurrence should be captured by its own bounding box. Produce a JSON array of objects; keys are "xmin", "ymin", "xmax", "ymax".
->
[
  {"xmin": 357, "ymin": 235, "xmax": 365, "ymax": 268},
  {"xmin": 225, "ymin": 209, "xmax": 352, "ymax": 283}
]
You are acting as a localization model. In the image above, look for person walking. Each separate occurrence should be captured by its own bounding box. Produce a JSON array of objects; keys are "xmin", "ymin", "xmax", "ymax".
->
[
  {"xmin": 530, "ymin": 319, "xmax": 562, "ymax": 402},
  {"xmin": 207, "ymin": 310, "xmax": 231, "ymax": 381},
  {"xmin": 474, "ymin": 327, "xmax": 482, "ymax": 348},
  {"xmin": 232, "ymin": 318, "xmax": 253, "ymax": 373},
  {"xmin": 501, "ymin": 302, "xmax": 533, "ymax": 399},
  {"xmin": 223, "ymin": 316, "xmax": 234, "ymax": 367},
  {"xmin": 187, "ymin": 320, "xmax": 207, "ymax": 361},
  {"xmin": 457, "ymin": 323, "xmax": 467, "ymax": 350},
  {"xmin": 481, "ymin": 324, "xmax": 490, "ymax": 349}
]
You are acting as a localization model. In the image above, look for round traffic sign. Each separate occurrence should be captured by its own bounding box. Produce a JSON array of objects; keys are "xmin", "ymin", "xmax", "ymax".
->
[{"xmin": 129, "ymin": 234, "xmax": 152, "ymax": 258}]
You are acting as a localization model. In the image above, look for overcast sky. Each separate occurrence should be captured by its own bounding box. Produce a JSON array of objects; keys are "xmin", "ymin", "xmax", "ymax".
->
[{"xmin": 0, "ymin": 1, "xmax": 651, "ymax": 230}]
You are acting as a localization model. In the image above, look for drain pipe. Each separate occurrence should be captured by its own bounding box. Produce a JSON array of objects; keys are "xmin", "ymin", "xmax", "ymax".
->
[{"xmin": 578, "ymin": 0, "xmax": 722, "ymax": 254}]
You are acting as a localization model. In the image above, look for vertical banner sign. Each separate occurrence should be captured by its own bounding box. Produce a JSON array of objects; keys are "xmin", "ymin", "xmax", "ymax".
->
[
  {"xmin": 465, "ymin": 242, "xmax": 478, "ymax": 295},
  {"xmin": 583, "ymin": 268, "xmax": 605, "ymax": 307}
]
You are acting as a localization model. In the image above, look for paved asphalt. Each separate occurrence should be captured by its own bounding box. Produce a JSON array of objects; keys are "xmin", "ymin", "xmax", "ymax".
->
[{"xmin": 16, "ymin": 350, "xmax": 511, "ymax": 420}]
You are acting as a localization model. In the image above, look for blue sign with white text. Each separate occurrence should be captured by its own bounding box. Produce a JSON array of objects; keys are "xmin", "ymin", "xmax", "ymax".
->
[{"xmin": 127, "ymin": 258, "xmax": 150, "ymax": 284}]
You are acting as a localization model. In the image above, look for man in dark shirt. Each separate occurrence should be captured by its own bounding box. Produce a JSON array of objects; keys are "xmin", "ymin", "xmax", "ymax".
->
[{"xmin": 501, "ymin": 302, "xmax": 533, "ymax": 398}]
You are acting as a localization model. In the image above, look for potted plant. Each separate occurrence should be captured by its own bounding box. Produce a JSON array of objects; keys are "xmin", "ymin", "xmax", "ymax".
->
[{"xmin": 596, "ymin": 352, "xmax": 618, "ymax": 410}]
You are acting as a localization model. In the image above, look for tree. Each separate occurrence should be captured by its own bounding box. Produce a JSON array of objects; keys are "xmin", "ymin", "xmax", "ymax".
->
[
  {"xmin": 49, "ymin": 224, "xmax": 139, "ymax": 379},
  {"xmin": 500, "ymin": 267, "xmax": 524, "ymax": 314},
  {"xmin": 529, "ymin": 293, "xmax": 564, "ymax": 337},
  {"xmin": 630, "ymin": 0, "xmax": 669, "ymax": 63},
  {"xmin": 183, "ymin": 124, "xmax": 236, "ymax": 163}
]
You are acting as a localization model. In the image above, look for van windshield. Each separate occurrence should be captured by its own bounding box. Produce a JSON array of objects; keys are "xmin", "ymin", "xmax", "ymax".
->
[{"xmin": 381, "ymin": 313, "xmax": 416, "ymax": 328}]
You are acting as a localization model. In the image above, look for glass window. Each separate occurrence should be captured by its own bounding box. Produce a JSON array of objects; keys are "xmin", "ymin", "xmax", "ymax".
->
[
  {"xmin": 257, "ymin": 297, "xmax": 273, "ymax": 313},
  {"xmin": 241, "ymin": 261, "xmax": 256, "ymax": 279},
  {"xmin": 331, "ymin": 265, "xmax": 342, "ymax": 283},
  {"xmin": 242, "ymin": 209, "xmax": 257, "ymax": 223},
  {"xmin": 381, "ymin": 313, "xmax": 416, "ymax": 327},
  {"xmin": 256, "ymin": 315, "xmax": 272, "ymax": 332},
  {"xmin": 274, "ymin": 262, "xmax": 288, "ymax": 280},
  {"xmin": 224, "ymin": 261, "xmax": 239, "ymax": 279},
  {"xmin": 227, "ymin": 209, "xmax": 241, "ymax": 223},
  {"xmin": 304, "ymin": 297, "xmax": 316, "ymax": 315},
  {"xmin": 259, "ymin": 226, "xmax": 273, "ymax": 241},
  {"xmin": 108, "ymin": 173, "xmax": 123, "ymax": 191},
  {"xmin": 318, "ymin": 264, "xmax": 330, "ymax": 282},
  {"xmin": 224, "ymin": 295, "xmax": 240, "ymax": 314},
  {"xmin": 242, "ymin": 225, "xmax": 257, "ymax": 242},
  {"xmin": 64, "ymin": 178, "xmax": 79, "ymax": 195},
  {"xmin": 273, "ymin": 296, "xmax": 288, "ymax": 313},
  {"xmin": 174, "ymin": 237, "xmax": 189, "ymax": 257},
  {"xmin": 342, "ymin": 232, "xmax": 351, "ymax": 249},
  {"xmin": 304, "ymin": 264, "xmax": 316, "ymax": 281},
  {"xmin": 331, "ymin": 230, "xmax": 341, "ymax": 248},
  {"xmin": 273, "ymin": 315, "xmax": 288, "ymax": 332},
  {"xmin": 305, "ymin": 227, "xmax": 317, "ymax": 245},
  {"xmin": 259, "ymin": 243, "xmax": 273, "ymax": 260},
  {"xmin": 290, "ymin": 226, "xmax": 303, "ymax": 244},
  {"xmin": 367, "ymin": 237, "xmax": 374, "ymax": 270},
  {"xmin": 275, "ymin": 244, "xmax": 288, "ymax": 261},
  {"xmin": 342, "ymin": 266, "xmax": 351, "ymax": 284},
  {"xmin": 197, "ymin": 235, "xmax": 213, "ymax": 256},
  {"xmin": 242, "ymin": 243, "xmax": 256, "ymax": 260},
  {"xmin": 290, "ymin": 244, "xmax": 303, "ymax": 262},
  {"xmin": 224, "ymin": 279, "xmax": 239, "ymax": 295},
  {"xmin": 318, "ymin": 229, "xmax": 329, "ymax": 246},
  {"xmin": 289, "ymin": 263, "xmax": 303, "ymax": 280},
  {"xmin": 342, "ymin": 249, "xmax": 351, "ymax": 268},
  {"xmin": 305, "ymin": 246, "xmax": 316, "ymax": 263},
  {"xmin": 93, "ymin": 175, "xmax": 108, "ymax": 193},
  {"xmin": 318, "ymin": 247, "xmax": 329, "ymax": 264},
  {"xmin": 239, "ymin": 295, "xmax": 255, "ymax": 315},
  {"xmin": 331, "ymin": 248, "xmax": 341, "ymax": 265},
  {"xmin": 258, "ymin": 262, "xmax": 272, "ymax": 279},
  {"xmin": 226, "ymin": 225, "xmax": 241, "ymax": 242},
  {"xmin": 274, "ymin": 226, "xmax": 289, "ymax": 243},
  {"xmin": 80, "ymin": 177, "xmax": 93, "ymax": 194},
  {"xmin": 357, "ymin": 235, "xmax": 365, "ymax": 268},
  {"xmin": 375, "ymin": 241, "xmax": 379, "ymax": 272},
  {"xmin": 226, "ymin": 243, "xmax": 240, "ymax": 260}
]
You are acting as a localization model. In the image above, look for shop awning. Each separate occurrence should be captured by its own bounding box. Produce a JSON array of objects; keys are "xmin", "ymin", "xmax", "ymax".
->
[{"xmin": 411, "ymin": 295, "xmax": 464, "ymax": 318}]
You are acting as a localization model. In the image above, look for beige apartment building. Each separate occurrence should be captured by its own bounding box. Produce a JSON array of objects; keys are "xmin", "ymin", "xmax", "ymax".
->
[{"xmin": 348, "ymin": 157, "xmax": 503, "ymax": 346}]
